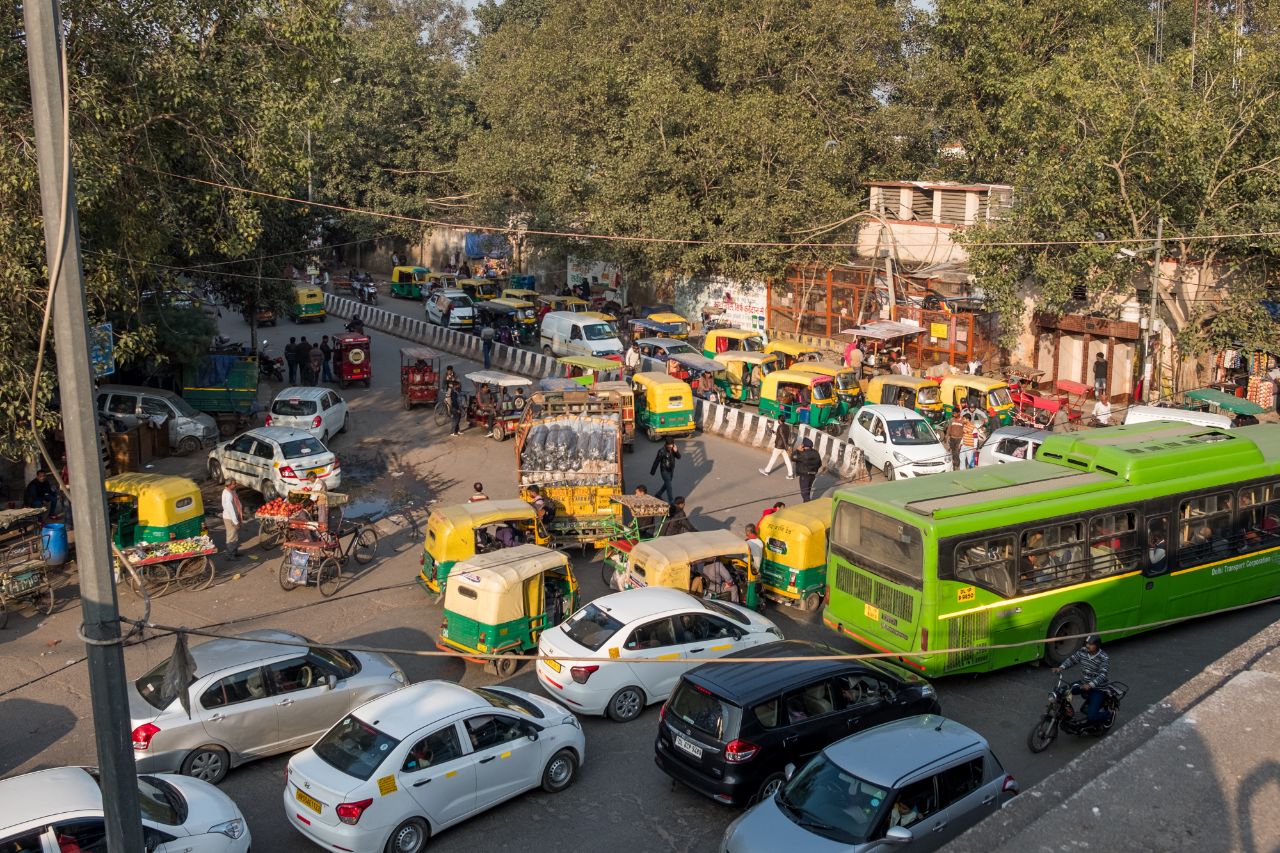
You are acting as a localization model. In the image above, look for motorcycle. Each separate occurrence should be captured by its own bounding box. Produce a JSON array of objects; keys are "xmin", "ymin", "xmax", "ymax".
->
[
  {"xmin": 1027, "ymin": 675, "xmax": 1129, "ymax": 752},
  {"xmin": 355, "ymin": 279, "xmax": 378, "ymax": 305},
  {"xmin": 257, "ymin": 341, "xmax": 284, "ymax": 382}
]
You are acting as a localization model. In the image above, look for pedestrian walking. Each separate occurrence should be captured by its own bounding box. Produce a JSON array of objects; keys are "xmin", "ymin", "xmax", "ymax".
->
[
  {"xmin": 448, "ymin": 381, "xmax": 463, "ymax": 436},
  {"xmin": 1093, "ymin": 352, "xmax": 1108, "ymax": 400},
  {"xmin": 320, "ymin": 335, "xmax": 335, "ymax": 383},
  {"xmin": 298, "ymin": 336, "xmax": 314, "ymax": 384},
  {"xmin": 481, "ymin": 323, "xmax": 496, "ymax": 370},
  {"xmin": 792, "ymin": 438, "xmax": 823, "ymax": 502},
  {"xmin": 308, "ymin": 343, "xmax": 323, "ymax": 386},
  {"xmin": 650, "ymin": 439, "xmax": 681, "ymax": 502},
  {"xmin": 759, "ymin": 420, "xmax": 795, "ymax": 479},
  {"xmin": 285, "ymin": 336, "xmax": 300, "ymax": 384},
  {"xmin": 221, "ymin": 481, "xmax": 243, "ymax": 560},
  {"xmin": 946, "ymin": 416, "xmax": 964, "ymax": 469}
]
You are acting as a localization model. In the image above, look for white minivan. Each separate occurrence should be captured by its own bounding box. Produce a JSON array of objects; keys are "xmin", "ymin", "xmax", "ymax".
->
[
  {"xmin": 1123, "ymin": 405, "xmax": 1233, "ymax": 429},
  {"xmin": 540, "ymin": 311, "xmax": 624, "ymax": 359}
]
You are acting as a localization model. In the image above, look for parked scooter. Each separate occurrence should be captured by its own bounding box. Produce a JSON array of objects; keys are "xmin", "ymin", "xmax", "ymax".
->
[{"xmin": 1027, "ymin": 674, "xmax": 1129, "ymax": 752}]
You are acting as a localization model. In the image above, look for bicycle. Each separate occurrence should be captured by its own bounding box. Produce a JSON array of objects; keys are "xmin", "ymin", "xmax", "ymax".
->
[{"xmin": 278, "ymin": 500, "xmax": 379, "ymax": 597}]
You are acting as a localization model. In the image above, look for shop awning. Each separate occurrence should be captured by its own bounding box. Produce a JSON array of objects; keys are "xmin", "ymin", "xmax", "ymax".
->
[
  {"xmin": 1185, "ymin": 387, "xmax": 1265, "ymax": 415},
  {"xmin": 838, "ymin": 321, "xmax": 925, "ymax": 341}
]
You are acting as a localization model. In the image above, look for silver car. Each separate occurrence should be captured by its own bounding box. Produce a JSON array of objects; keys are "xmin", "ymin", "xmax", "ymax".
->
[
  {"xmin": 129, "ymin": 629, "xmax": 406, "ymax": 784},
  {"xmin": 720, "ymin": 716, "xmax": 1018, "ymax": 853},
  {"xmin": 976, "ymin": 425, "xmax": 1049, "ymax": 467}
]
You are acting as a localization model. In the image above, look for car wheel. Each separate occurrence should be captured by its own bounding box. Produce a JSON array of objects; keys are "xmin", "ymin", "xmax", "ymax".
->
[
  {"xmin": 755, "ymin": 772, "xmax": 786, "ymax": 803},
  {"xmin": 339, "ymin": 414, "xmax": 349, "ymax": 433},
  {"xmin": 178, "ymin": 435, "xmax": 200, "ymax": 456},
  {"xmin": 541, "ymin": 748, "xmax": 578, "ymax": 793},
  {"xmin": 260, "ymin": 479, "xmax": 275, "ymax": 502},
  {"xmin": 384, "ymin": 817, "xmax": 429, "ymax": 853},
  {"xmin": 181, "ymin": 745, "xmax": 229, "ymax": 784},
  {"xmin": 543, "ymin": 345, "xmax": 553, "ymax": 356},
  {"xmin": 606, "ymin": 685, "xmax": 645, "ymax": 722},
  {"xmin": 208, "ymin": 460, "xmax": 223, "ymax": 484},
  {"xmin": 1045, "ymin": 606, "xmax": 1092, "ymax": 666},
  {"xmin": 883, "ymin": 463, "xmax": 896, "ymax": 481}
]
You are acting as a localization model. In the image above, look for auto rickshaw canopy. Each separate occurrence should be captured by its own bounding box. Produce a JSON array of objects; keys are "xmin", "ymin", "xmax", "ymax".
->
[
  {"xmin": 790, "ymin": 361, "xmax": 861, "ymax": 392},
  {"xmin": 466, "ymin": 370, "xmax": 533, "ymax": 389},
  {"xmin": 491, "ymin": 296, "xmax": 537, "ymax": 316},
  {"xmin": 426, "ymin": 499, "xmax": 540, "ymax": 561},
  {"xmin": 400, "ymin": 346, "xmax": 441, "ymax": 364},
  {"xmin": 103, "ymin": 473, "xmax": 203, "ymax": 531},
  {"xmin": 538, "ymin": 295, "xmax": 589, "ymax": 311},
  {"xmin": 458, "ymin": 278, "xmax": 498, "ymax": 299},
  {"xmin": 667, "ymin": 352, "xmax": 727, "ymax": 376},
  {"xmin": 502, "ymin": 288, "xmax": 538, "ymax": 301},
  {"xmin": 938, "ymin": 374, "xmax": 1012, "ymax": 408},
  {"xmin": 628, "ymin": 530, "xmax": 753, "ymax": 588},
  {"xmin": 631, "ymin": 371, "xmax": 694, "ymax": 410},
  {"xmin": 764, "ymin": 340, "xmax": 824, "ymax": 362},
  {"xmin": 644, "ymin": 312, "xmax": 690, "ymax": 336},
  {"xmin": 865, "ymin": 374, "xmax": 941, "ymax": 405},
  {"xmin": 579, "ymin": 310, "xmax": 618, "ymax": 324},
  {"xmin": 444, "ymin": 545, "xmax": 572, "ymax": 625}
]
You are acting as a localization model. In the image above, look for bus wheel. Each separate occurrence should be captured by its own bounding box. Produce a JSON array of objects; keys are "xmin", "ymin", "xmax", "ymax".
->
[{"xmin": 1045, "ymin": 606, "xmax": 1091, "ymax": 666}]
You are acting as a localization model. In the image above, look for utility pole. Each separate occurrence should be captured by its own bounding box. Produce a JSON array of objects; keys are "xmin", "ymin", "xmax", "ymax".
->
[
  {"xmin": 1145, "ymin": 217, "xmax": 1163, "ymax": 402},
  {"xmin": 23, "ymin": 0, "xmax": 145, "ymax": 849},
  {"xmin": 306, "ymin": 127, "xmax": 313, "ymax": 203}
]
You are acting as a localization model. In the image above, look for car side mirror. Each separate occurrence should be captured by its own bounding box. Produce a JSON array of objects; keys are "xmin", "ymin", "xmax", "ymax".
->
[
  {"xmin": 525, "ymin": 725, "xmax": 540, "ymax": 742},
  {"xmin": 884, "ymin": 826, "xmax": 913, "ymax": 844},
  {"xmin": 325, "ymin": 674, "xmax": 337, "ymax": 691},
  {"xmin": 873, "ymin": 434, "xmax": 886, "ymax": 443},
  {"xmin": 784, "ymin": 762, "xmax": 796, "ymax": 781}
]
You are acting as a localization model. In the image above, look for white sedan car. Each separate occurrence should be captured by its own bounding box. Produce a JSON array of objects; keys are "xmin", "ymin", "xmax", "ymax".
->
[
  {"xmin": 208, "ymin": 426, "xmax": 340, "ymax": 499},
  {"xmin": 0, "ymin": 766, "xmax": 249, "ymax": 852},
  {"xmin": 284, "ymin": 681, "xmax": 583, "ymax": 853},
  {"xmin": 848, "ymin": 404, "xmax": 953, "ymax": 480},
  {"xmin": 266, "ymin": 387, "xmax": 349, "ymax": 442},
  {"xmin": 536, "ymin": 587, "xmax": 782, "ymax": 722}
]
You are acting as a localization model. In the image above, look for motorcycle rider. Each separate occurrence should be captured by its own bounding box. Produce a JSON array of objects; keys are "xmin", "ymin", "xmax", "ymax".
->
[
  {"xmin": 1053, "ymin": 634, "xmax": 1111, "ymax": 727},
  {"xmin": 345, "ymin": 316, "xmax": 365, "ymax": 335}
]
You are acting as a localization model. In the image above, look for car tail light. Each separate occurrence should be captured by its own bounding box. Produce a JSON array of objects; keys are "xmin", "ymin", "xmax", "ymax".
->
[
  {"xmin": 331, "ymin": 459, "xmax": 341, "ymax": 471},
  {"xmin": 312, "ymin": 415, "xmax": 322, "ymax": 429},
  {"xmin": 570, "ymin": 664, "xmax": 599, "ymax": 684},
  {"xmin": 336, "ymin": 798, "xmax": 373, "ymax": 825},
  {"xmin": 283, "ymin": 766, "xmax": 290, "ymax": 786},
  {"xmin": 264, "ymin": 414, "xmax": 274, "ymax": 426},
  {"xmin": 132, "ymin": 723, "xmax": 160, "ymax": 751},
  {"xmin": 724, "ymin": 739, "xmax": 759, "ymax": 763},
  {"xmin": 921, "ymin": 628, "xmax": 928, "ymax": 652},
  {"xmin": 279, "ymin": 466, "xmax": 296, "ymax": 479},
  {"xmin": 659, "ymin": 702, "xmax": 667, "ymax": 724},
  {"xmin": 1002, "ymin": 774, "xmax": 1019, "ymax": 794}
]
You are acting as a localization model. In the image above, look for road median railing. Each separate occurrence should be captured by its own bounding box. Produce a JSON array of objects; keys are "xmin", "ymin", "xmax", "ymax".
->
[{"xmin": 325, "ymin": 293, "xmax": 864, "ymax": 476}]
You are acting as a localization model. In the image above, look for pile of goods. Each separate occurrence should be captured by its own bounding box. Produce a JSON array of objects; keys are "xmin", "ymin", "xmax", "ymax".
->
[
  {"xmin": 123, "ymin": 534, "xmax": 215, "ymax": 563},
  {"xmin": 519, "ymin": 414, "xmax": 620, "ymax": 486},
  {"xmin": 256, "ymin": 498, "xmax": 308, "ymax": 519}
]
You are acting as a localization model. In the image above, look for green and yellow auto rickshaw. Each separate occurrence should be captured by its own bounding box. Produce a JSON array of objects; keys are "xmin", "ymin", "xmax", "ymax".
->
[
  {"xmin": 458, "ymin": 277, "xmax": 499, "ymax": 302},
  {"xmin": 763, "ymin": 340, "xmax": 825, "ymax": 369},
  {"xmin": 938, "ymin": 374, "xmax": 1015, "ymax": 425},
  {"xmin": 423, "ymin": 271, "xmax": 458, "ymax": 297},
  {"xmin": 759, "ymin": 369, "xmax": 841, "ymax": 431},
  {"xmin": 436, "ymin": 544, "xmax": 578, "ymax": 677},
  {"xmin": 623, "ymin": 529, "xmax": 761, "ymax": 610},
  {"xmin": 502, "ymin": 287, "xmax": 538, "ymax": 302},
  {"xmin": 491, "ymin": 296, "xmax": 539, "ymax": 344},
  {"xmin": 864, "ymin": 375, "xmax": 943, "ymax": 422},
  {"xmin": 758, "ymin": 498, "xmax": 831, "ymax": 611},
  {"xmin": 702, "ymin": 328, "xmax": 767, "ymax": 359},
  {"xmin": 288, "ymin": 285, "xmax": 326, "ymax": 323},
  {"xmin": 645, "ymin": 311, "xmax": 690, "ymax": 339},
  {"xmin": 418, "ymin": 499, "xmax": 550, "ymax": 594},
  {"xmin": 558, "ymin": 355, "xmax": 622, "ymax": 386},
  {"xmin": 537, "ymin": 294, "xmax": 589, "ymax": 315},
  {"xmin": 390, "ymin": 265, "xmax": 430, "ymax": 299},
  {"xmin": 631, "ymin": 371, "xmax": 697, "ymax": 441},
  {"xmin": 105, "ymin": 473, "xmax": 205, "ymax": 546},
  {"xmin": 790, "ymin": 361, "xmax": 865, "ymax": 419},
  {"xmin": 714, "ymin": 351, "xmax": 779, "ymax": 406}
]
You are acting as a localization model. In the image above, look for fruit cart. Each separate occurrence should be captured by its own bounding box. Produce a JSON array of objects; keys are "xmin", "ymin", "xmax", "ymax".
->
[
  {"xmin": 255, "ymin": 496, "xmax": 310, "ymax": 551},
  {"xmin": 118, "ymin": 534, "xmax": 218, "ymax": 597},
  {"xmin": 0, "ymin": 508, "xmax": 54, "ymax": 629},
  {"xmin": 278, "ymin": 492, "xmax": 378, "ymax": 597}
]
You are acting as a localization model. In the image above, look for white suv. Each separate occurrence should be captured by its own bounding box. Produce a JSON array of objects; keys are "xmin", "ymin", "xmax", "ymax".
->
[
  {"xmin": 209, "ymin": 427, "xmax": 340, "ymax": 499},
  {"xmin": 266, "ymin": 387, "xmax": 348, "ymax": 441},
  {"xmin": 848, "ymin": 404, "xmax": 953, "ymax": 480}
]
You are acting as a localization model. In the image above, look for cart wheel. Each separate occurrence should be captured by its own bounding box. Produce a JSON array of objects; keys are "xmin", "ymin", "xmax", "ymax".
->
[
  {"xmin": 601, "ymin": 560, "xmax": 615, "ymax": 588},
  {"xmin": 178, "ymin": 556, "xmax": 215, "ymax": 592},
  {"xmin": 353, "ymin": 528, "xmax": 378, "ymax": 565},
  {"xmin": 131, "ymin": 563, "xmax": 171, "ymax": 598},
  {"xmin": 491, "ymin": 424, "xmax": 506, "ymax": 442},
  {"xmin": 37, "ymin": 582, "xmax": 55, "ymax": 615},
  {"xmin": 278, "ymin": 557, "xmax": 298, "ymax": 591},
  {"xmin": 433, "ymin": 401, "xmax": 449, "ymax": 427},
  {"xmin": 318, "ymin": 557, "xmax": 341, "ymax": 597},
  {"xmin": 258, "ymin": 519, "xmax": 284, "ymax": 551}
]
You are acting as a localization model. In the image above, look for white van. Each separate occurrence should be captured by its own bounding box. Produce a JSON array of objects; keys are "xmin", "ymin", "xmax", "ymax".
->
[
  {"xmin": 1123, "ymin": 405, "xmax": 1233, "ymax": 429},
  {"xmin": 540, "ymin": 310, "xmax": 624, "ymax": 358},
  {"xmin": 95, "ymin": 384, "xmax": 219, "ymax": 455}
]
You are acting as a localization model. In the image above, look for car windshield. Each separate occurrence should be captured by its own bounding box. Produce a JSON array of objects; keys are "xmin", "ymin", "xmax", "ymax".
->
[
  {"xmin": 583, "ymin": 323, "xmax": 615, "ymax": 341},
  {"xmin": 168, "ymin": 396, "xmax": 200, "ymax": 418},
  {"xmin": 281, "ymin": 437, "xmax": 328, "ymax": 459},
  {"xmin": 313, "ymin": 715, "xmax": 401, "ymax": 781},
  {"xmin": 562, "ymin": 602, "xmax": 623, "ymax": 651},
  {"xmin": 476, "ymin": 687, "xmax": 545, "ymax": 719},
  {"xmin": 272, "ymin": 398, "xmax": 318, "ymax": 416},
  {"xmin": 703, "ymin": 599, "xmax": 750, "ymax": 625},
  {"xmin": 989, "ymin": 387, "xmax": 1013, "ymax": 407},
  {"xmin": 886, "ymin": 420, "xmax": 939, "ymax": 446},
  {"xmin": 775, "ymin": 754, "xmax": 887, "ymax": 845},
  {"xmin": 309, "ymin": 646, "xmax": 359, "ymax": 677},
  {"xmin": 88, "ymin": 770, "xmax": 186, "ymax": 825},
  {"xmin": 134, "ymin": 658, "xmax": 196, "ymax": 712},
  {"xmin": 448, "ymin": 295, "xmax": 473, "ymax": 308}
]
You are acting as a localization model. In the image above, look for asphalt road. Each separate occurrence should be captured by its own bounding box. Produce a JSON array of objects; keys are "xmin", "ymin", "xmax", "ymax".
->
[{"xmin": 2, "ymin": 296, "xmax": 1277, "ymax": 852}]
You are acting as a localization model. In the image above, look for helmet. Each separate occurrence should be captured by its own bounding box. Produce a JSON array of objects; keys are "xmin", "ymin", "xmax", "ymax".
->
[{"xmin": 1084, "ymin": 634, "xmax": 1101, "ymax": 648}]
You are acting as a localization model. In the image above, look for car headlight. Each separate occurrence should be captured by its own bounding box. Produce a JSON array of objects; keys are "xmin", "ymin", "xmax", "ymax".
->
[
  {"xmin": 390, "ymin": 670, "xmax": 407, "ymax": 684},
  {"xmin": 565, "ymin": 714, "xmax": 581, "ymax": 729},
  {"xmin": 892, "ymin": 451, "xmax": 910, "ymax": 464},
  {"xmin": 208, "ymin": 819, "xmax": 245, "ymax": 839},
  {"xmin": 919, "ymin": 684, "xmax": 936, "ymax": 697}
]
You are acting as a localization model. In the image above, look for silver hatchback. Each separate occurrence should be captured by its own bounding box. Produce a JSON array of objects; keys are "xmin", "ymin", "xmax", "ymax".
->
[
  {"xmin": 721, "ymin": 716, "xmax": 1018, "ymax": 853},
  {"xmin": 129, "ymin": 629, "xmax": 406, "ymax": 784}
]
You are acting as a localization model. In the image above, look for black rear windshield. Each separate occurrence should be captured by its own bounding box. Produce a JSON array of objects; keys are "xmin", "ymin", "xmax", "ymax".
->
[
  {"xmin": 562, "ymin": 603, "xmax": 623, "ymax": 651},
  {"xmin": 313, "ymin": 715, "xmax": 400, "ymax": 781},
  {"xmin": 668, "ymin": 680, "xmax": 740, "ymax": 741}
]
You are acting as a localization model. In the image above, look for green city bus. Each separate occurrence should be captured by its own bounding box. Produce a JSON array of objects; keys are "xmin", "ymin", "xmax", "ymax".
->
[{"xmin": 822, "ymin": 421, "xmax": 1280, "ymax": 677}]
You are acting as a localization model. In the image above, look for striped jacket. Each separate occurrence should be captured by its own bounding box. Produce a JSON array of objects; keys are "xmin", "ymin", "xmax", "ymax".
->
[{"xmin": 1060, "ymin": 647, "xmax": 1110, "ymax": 687}]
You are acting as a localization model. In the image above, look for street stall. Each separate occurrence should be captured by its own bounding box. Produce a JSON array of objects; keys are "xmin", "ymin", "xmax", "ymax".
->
[
  {"xmin": 838, "ymin": 320, "xmax": 926, "ymax": 372},
  {"xmin": 0, "ymin": 508, "xmax": 54, "ymax": 627},
  {"xmin": 399, "ymin": 346, "xmax": 441, "ymax": 410},
  {"xmin": 333, "ymin": 331, "xmax": 371, "ymax": 388},
  {"xmin": 105, "ymin": 474, "xmax": 218, "ymax": 597},
  {"xmin": 254, "ymin": 494, "xmax": 310, "ymax": 551},
  {"xmin": 599, "ymin": 493, "xmax": 672, "ymax": 587},
  {"xmin": 278, "ymin": 492, "xmax": 378, "ymax": 597},
  {"xmin": 118, "ymin": 535, "xmax": 217, "ymax": 597}
]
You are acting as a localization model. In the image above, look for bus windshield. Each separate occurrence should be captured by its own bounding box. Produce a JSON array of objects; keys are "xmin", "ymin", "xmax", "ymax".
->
[{"xmin": 831, "ymin": 502, "xmax": 924, "ymax": 584}]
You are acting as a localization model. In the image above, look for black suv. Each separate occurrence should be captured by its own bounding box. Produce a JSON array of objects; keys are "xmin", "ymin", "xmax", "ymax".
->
[{"xmin": 654, "ymin": 640, "xmax": 940, "ymax": 806}]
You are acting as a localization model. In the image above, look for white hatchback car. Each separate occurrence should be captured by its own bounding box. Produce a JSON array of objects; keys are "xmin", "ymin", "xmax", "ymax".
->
[
  {"xmin": 425, "ymin": 289, "xmax": 475, "ymax": 330},
  {"xmin": 848, "ymin": 404, "xmax": 953, "ymax": 480},
  {"xmin": 0, "ymin": 766, "xmax": 250, "ymax": 852},
  {"xmin": 267, "ymin": 387, "xmax": 349, "ymax": 441},
  {"xmin": 284, "ymin": 681, "xmax": 584, "ymax": 853},
  {"xmin": 536, "ymin": 587, "xmax": 782, "ymax": 722},
  {"xmin": 208, "ymin": 426, "xmax": 340, "ymax": 499},
  {"xmin": 976, "ymin": 425, "xmax": 1049, "ymax": 467}
]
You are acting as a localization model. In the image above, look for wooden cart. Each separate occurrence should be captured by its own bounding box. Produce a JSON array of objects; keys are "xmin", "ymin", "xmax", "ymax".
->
[
  {"xmin": 120, "ymin": 535, "xmax": 217, "ymax": 597},
  {"xmin": 0, "ymin": 509, "xmax": 54, "ymax": 629}
]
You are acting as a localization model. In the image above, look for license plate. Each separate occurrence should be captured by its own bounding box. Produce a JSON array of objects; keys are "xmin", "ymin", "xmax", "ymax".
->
[
  {"xmin": 673, "ymin": 734, "xmax": 703, "ymax": 759},
  {"xmin": 309, "ymin": 467, "xmax": 325, "ymax": 476},
  {"xmin": 545, "ymin": 658, "xmax": 562, "ymax": 673},
  {"xmin": 295, "ymin": 787, "xmax": 323, "ymax": 814}
]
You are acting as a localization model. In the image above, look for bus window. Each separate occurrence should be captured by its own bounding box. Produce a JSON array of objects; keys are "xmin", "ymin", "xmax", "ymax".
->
[
  {"xmin": 831, "ymin": 503, "xmax": 924, "ymax": 585},
  {"xmin": 1019, "ymin": 523, "xmax": 1085, "ymax": 592},
  {"xmin": 1088, "ymin": 511, "xmax": 1138, "ymax": 576},
  {"xmin": 1239, "ymin": 485, "xmax": 1280, "ymax": 552},
  {"xmin": 1178, "ymin": 493, "xmax": 1232, "ymax": 567},
  {"xmin": 953, "ymin": 537, "xmax": 1015, "ymax": 596}
]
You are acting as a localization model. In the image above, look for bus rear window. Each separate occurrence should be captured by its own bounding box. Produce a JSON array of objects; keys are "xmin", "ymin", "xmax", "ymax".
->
[{"xmin": 831, "ymin": 503, "xmax": 923, "ymax": 584}]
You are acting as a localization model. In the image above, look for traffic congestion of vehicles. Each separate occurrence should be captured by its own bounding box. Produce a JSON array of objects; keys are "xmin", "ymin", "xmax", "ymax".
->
[{"xmin": 6, "ymin": 265, "xmax": 1279, "ymax": 853}]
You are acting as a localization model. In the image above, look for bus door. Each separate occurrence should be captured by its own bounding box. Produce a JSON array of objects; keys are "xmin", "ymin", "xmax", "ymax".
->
[{"xmin": 1139, "ymin": 504, "xmax": 1173, "ymax": 617}]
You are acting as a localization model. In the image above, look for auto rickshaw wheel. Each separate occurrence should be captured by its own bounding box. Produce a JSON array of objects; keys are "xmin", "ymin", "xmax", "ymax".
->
[
  {"xmin": 278, "ymin": 556, "xmax": 298, "ymax": 591},
  {"xmin": 802, "ymin": 591, "xmax": 824, "ymax": 612},
  {"xmin": 491, "ymin": 423, "xmax": 506, "ymax": 442},
  {"xmin": 646, "ymin": 428, "xmax": 659, "ymax": 442},
  {"xmin": 883, "ymin": 463, "xmax": 896, "ymax": 481},
  {"xmin": 178, "ymin": 556, "xmax": 215, "ymax": 592},
  {"xmin": 493, "ymin": 654, "xmax": 519, "ymax": 678},
  {"xmin": 317, "ymin": 557, "xmax": 341, "ymax": 597}
]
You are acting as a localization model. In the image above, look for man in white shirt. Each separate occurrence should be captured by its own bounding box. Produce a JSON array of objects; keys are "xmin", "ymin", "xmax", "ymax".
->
[
  {"xmin": 221, "ymin": 481, "xmax": 243, "ymax": 560},
  {"xmin": 1091, "ymin": 397, "xmax": 1112, "ymax": 426},
  {"xmin": 624, "ymin": 342, "xmax": 642, "ymax": 377},
  {"xmin": 744, "ymin": 524, "xmax": 764, "ymax": 569}
]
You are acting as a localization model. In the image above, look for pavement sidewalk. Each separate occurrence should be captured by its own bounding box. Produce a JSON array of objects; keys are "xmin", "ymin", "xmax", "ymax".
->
[{"xmin": 952, "ymin": 614, "xmax": 1280, "ymax": 852}]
